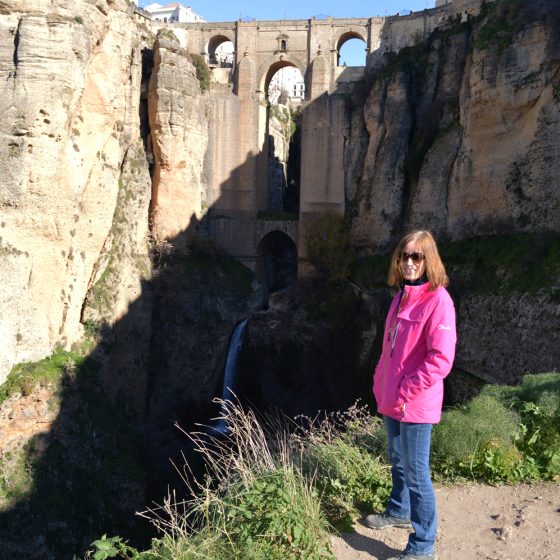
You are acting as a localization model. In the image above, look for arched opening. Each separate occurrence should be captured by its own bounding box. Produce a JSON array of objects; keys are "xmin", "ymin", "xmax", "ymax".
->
[
  {"xmin": 264, "ymin": 63, "xmax": 304, "ymax": 215},
  {"xmin": 337, "ymin": 34, "xmax": 367, "ymax": 67},
  {"xmin": 207, "ymin": 35, "xmax": 234, "ymax": 67},
  {"xmin": 257, "ymin": 232, "xmax": 298, "ymax": 293}
]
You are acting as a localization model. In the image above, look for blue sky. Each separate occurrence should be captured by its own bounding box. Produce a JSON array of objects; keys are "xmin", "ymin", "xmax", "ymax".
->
[{"xmin": 140, "ymin": 1, "xmax": 436, "ymax": 22}]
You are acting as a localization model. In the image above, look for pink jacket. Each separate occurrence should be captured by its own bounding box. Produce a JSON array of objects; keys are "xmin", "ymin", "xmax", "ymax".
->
[{"xmin": 373, "ymin": 283, "xmax": 457, "ymax": 424}]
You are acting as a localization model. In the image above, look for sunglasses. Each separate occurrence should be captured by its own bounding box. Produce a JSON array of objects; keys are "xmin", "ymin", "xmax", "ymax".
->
[{"xmin": 399, "ymin": 252, "xmax": 425, "ymax": 264}]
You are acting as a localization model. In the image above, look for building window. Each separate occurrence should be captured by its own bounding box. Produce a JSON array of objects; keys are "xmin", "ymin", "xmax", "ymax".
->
[{"xmin": 280, "ymin": 39, "xmax": 287, "ymax": 51}]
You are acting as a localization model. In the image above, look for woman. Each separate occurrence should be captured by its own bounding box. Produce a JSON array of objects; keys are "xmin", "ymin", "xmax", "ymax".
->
[{"xmin": 366, "ymin": 230, "xmax": 457, "ymax": 560}]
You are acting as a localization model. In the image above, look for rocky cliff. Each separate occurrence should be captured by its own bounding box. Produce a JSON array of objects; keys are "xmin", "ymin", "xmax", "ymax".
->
[
  {"xmin": 148, "ymin": 33, "xmax": 209, "ymax": 242},
  {"xmin": 0, "ymin": 0, "xmax": 155, "ymax": 383},
  {"xmin": 0, "ymin": 1, "xmax": 214, "ymax": 389},
  {"xmin": 350, "ymin": 1, "xmax": 560, "ymax": 252}
]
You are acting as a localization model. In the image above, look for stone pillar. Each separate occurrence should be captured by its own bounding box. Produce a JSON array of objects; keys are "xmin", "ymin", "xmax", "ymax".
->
[
  {"xmin": 298, "ymin": 92, "xmax": 348, "ymax": 265},
  {"xmin": 207, "ymin": 53, "xmax": 260, "ymax": 268}
]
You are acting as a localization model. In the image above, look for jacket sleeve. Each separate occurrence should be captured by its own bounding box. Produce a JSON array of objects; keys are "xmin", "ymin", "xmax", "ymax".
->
[{"xmin": 396, "ymin": 290, "xmax": 457, "ymax": 404}]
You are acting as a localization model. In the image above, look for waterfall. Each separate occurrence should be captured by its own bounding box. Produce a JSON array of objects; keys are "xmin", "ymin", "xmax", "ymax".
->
[{"xmin": 211, "ymin": 319, "xmax": 248, "ymax": 434}]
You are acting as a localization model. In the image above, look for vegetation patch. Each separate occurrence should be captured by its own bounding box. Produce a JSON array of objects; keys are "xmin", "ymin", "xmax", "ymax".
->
[
  {"xmin": 298, "ymin": 406, "xmax": 391, "ymax": 531},
  {"xmin": 190, "ymin": 53, "xmax": 212, "ymax": 93},
  {"xmin": 153, "ymin": 236, "xmax": 254, "ymax": 299},
  {"xmin": 350, "ymin": 233, "xmax": 560, "ymax": 298},
  {"xmin": 270, "ymin": 105, "xmax": 300, "ymax": 143},
  {"xmin": 439, "ymin": 232, "xmax": 560, "ymax": 296},
  {"xmin": 433, "ymin": 373, "xmax": 560, "ymax": 483},
  {"xmin": 305, "ymin": 211, "xmax": 355, "ymax": 287},
  {"xmin": 474, "ymin": 0, "xmax": 526, "ymax": 53},
  {"xmin": 0, "ymin": 348, "xmax": 81, "ymax": 407},
  {"xmin": 82, "ymin": 368, "xmax": 560, "ymax": 557},
  {"xmin": 349, "ymin": 253, "xmax": 392, "ymax": 292},
  {"xmin": 156, "ymin": 28, "xmax": 178, "ymax": 44}
]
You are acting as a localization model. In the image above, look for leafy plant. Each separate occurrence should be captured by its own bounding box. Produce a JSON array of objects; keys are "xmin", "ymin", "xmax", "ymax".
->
[
  {"xmin": 433, "ymin": 374, "xmax": 560, "ymax": 483},
  {"xmin": 474, "ymin": 0, "xmax": 525, "ymax": 53},
  {"xmin": 86, "ymin": 535, "xmax": 149, "ymax": 560},
  {"xmin": 432, "ymin": 393, "xmax": 522, "ymax": 482},
  {"xmin": 439, "ymin": 232, "xmax": 560, "ymax": 295},
  {"xmin": 485, "ymin": 373, "xmax": 560, "ymax": 479}
]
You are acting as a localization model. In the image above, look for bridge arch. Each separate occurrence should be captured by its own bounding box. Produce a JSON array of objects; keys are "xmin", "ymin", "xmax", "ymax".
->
[
  {"xmin": 335, "ymin": 30, "xmax": 368, "ymax": 66},
  {"xmin": 206, "ymin": 33, "xmax": 235, "ymax": 63},
  {"xmin": 257, "ymin": 54, "xmax": 307, "ymax": 96},
  {"xmin": 256, "ymin": 230, "xmax": 298, "ymax": 292}
]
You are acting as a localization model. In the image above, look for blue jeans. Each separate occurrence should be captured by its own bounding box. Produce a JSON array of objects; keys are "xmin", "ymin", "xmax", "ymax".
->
[{"xmin": 385, "ymin": 416, "xmax": 436, "ymax": 556}]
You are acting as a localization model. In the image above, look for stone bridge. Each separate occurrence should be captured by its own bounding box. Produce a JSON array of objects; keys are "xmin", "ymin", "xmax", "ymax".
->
[{"xmin": 152, "ymin": 1, "xmax": 483, "ymax": 285}]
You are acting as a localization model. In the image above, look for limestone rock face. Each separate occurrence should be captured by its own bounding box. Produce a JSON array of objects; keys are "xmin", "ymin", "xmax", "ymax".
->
[
  {"xmin": 148, "ymin": 36, "xmax": 209, "ymax": 242},
  {"xmin": 0, "ymin": 0, "xmax": 153, "ymax": 382},
  {"xmin": 351, "ymin": 6, "xmax": 560, "ymax": 251}
]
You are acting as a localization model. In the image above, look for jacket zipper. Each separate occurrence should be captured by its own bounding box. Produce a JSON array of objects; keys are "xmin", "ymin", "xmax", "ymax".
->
[{"xmin": 390, "ymin": 320, "xmax": 400, "ymax": 357}]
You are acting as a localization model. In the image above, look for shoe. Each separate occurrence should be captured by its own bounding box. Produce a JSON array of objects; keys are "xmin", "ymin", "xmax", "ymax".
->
[
  {"xmin": 387, "ymin": 553, "xmax": 435, "ymax": 560},
  {"xmin": 363, "ymin": 512, "xmax": 412, "ymax": 529},
  {"xmin": 386, "ymin": 551, "xmax": 436, "ymax": 560}
]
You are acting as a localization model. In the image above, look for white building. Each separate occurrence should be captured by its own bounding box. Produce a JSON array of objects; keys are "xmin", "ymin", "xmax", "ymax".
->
[
  {"xmin": 269, "ymin": 67, "xmax": 305, "ymax": 104},
  {"xmin": 143, "ymin": 2, "xmax": 205, "ymax": 23}
]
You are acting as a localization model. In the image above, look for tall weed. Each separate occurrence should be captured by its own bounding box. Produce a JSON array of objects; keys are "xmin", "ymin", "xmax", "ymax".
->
[
  {"xmin": 295, "ymin": 405, "xmax": 391, "ymax": 530},
  {"xmin": 139, "ymin": 400, "xmax": 334, "ymax": 559}
]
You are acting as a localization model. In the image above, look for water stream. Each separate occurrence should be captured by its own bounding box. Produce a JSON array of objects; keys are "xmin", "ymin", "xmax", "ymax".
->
[{"xmin": 210, "ymin": 319, "xmax": 248, "ymax": 434}]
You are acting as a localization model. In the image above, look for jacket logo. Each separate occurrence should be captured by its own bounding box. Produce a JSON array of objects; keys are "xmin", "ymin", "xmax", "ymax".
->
[{"xmin": 437, "ymin": 324, "xmax": 451, "ymax": 330}]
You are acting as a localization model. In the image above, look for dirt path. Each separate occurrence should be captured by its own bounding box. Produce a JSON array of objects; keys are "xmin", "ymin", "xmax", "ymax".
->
[{"xmin": 330, "ymin": 482, "xmax": 560, "ymax": 560}]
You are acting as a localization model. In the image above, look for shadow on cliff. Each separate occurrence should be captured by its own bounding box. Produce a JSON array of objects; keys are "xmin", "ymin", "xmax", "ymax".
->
[{"xmin": 0, "ymin": 213, "xmax": 260, "ymax": 558}]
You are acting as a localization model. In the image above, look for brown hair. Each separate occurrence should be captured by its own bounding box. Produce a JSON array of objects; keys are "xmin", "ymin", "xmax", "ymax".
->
[{"xmin": 387, "ymin": 230, "xmax": 449, "ymax": 290}]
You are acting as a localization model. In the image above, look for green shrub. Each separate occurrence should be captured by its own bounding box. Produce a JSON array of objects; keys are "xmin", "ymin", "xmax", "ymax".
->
[
  {"xmin": 484, "ymin": 373, "xmax": 560, "ymax": 479},
  {"xmin": 350, "ymin": 254, "xmax": 392, "ymax": 292},
  {"xmin": 309, "ymin": 281, "xmax": 361, "ymax": 328},
  {"xmin": 221, "ymin": 469, "xmax": 333, "ymax": 559},
  {"xmin": 156, "ymin": 28, "xmax": 178, "ymax": 44},
  {"xmin": 134, "ymin": 402, "xmax": 334, "ymax": 559},
  {"xmin": 432, "ymin": 394, "xmax": 522, "ymax": 482},
  {"xmin": 474, "ymin": 0, "xmax": 525, "ymax": 53},
  {"xmin": 439, "ymin": 232, "xmax": 560, "ymax": 295},
  {"xmin": 433, "ymin": 374, "xmax": 560, "ymax": 483},
  {"xmin": 85, "ymin": 535, "xmax": 152, "ymax": 560},
  {"xmin": 304, "ymin": 439, "xmax": 390, "ymax": 530}
]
